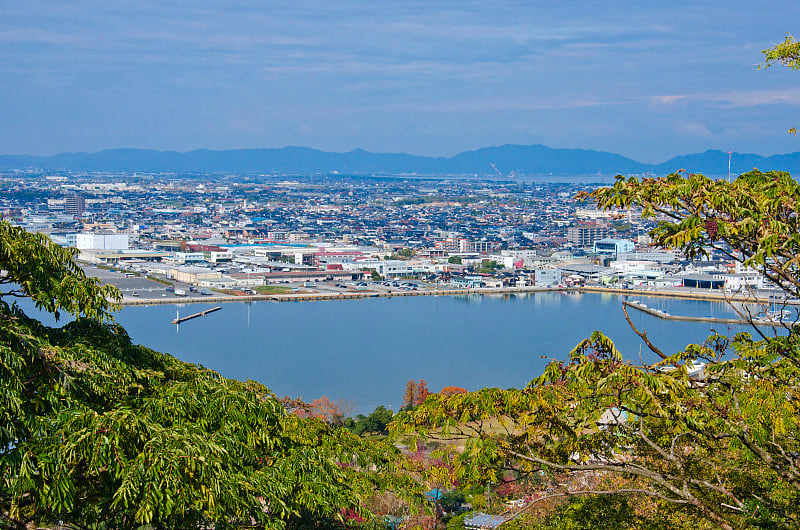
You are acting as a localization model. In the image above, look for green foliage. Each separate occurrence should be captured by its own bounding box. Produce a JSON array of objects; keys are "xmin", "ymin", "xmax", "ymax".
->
[
  {"xmin": 0, "ymin": 222, "xmax": 120, "ymax": 320},
  {"xmin": 439, "ymin": 490, "xmax": 465, "ymax": 512},
  {"xmin": 395, "ymin": 174, "xmax": 800, "ymax": 529},
  {"xmin": 445, "ymin": 511, "xmax": 469, "ymax": 528},
  {"xmin": 538, "ymin": 495, "xmax": 639, "ymax": 530},
  {"xmin": 395, "ymin": 197, "xmax": 428, "ymax": 206},
  {"xmin": 398, "ymin": 248, "xmax": 415, "ymax": 258},
  {"xmin": 611, "ymin": 221, "xmax": 633, "ymax": 233},
  {"xmin": 587, "ymin": 170, "xmax": 800, "ymax": 296},
  {"xmin": 476, "ymin": 260, "xmax": 500, "ymax": 274},
  {"xmin": 254, "ymin": 285, "xmax": 294, "ymax": 294},
  {"xmin": 447, "ymin": 256, "xmax": 462, "ymax": 264},
  {"xmin": 762, "ymin": 34, "xmax": 800, "ymax": 134},
  {"xmin": 1, "ymin": 311, "xmax": 412, "ymax": 529},
  {"xmin": 345, "ymin": 406, "xmax": 395, "ymax": 436},
  {"xmin": 762, "ymin": 34, "xmax": 800, "ymax": 71},
  {"xmin": 0, "ymin": 224, "xmax": 416, "ymax": 529}
]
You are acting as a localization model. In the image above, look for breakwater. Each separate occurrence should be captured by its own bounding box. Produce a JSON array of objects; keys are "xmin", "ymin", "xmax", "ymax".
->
[
  {"xmin": 120, "ymin": 285, "xmax": 576, "ymax": 306},
  {"xmin": 623, "ymin": 300, "xmax": 797, "ymax": 327},
  {"xmin": 582, "ymin": 285, "xmax": 799, "ymax": 305}
]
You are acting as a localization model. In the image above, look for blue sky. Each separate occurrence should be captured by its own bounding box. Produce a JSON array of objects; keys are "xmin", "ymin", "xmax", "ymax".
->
[{"xmin": 3, "ymin": 1, "xmax": 799, "ymax": 161}]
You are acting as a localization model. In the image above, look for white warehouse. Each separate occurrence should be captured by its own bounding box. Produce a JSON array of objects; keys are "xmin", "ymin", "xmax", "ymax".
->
[{"xmin": 75, "ymin": 233, "xmax": 130, "ymax": 250}]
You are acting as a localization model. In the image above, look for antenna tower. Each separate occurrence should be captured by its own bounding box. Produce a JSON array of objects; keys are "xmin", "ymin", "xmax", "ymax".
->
[{"xmin": 728, "ymin": 150, "xmax": 732, "ymax": 182}]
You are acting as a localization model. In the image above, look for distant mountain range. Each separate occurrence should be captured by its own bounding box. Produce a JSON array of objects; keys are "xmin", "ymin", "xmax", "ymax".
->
[{"xmin": 2, "ymin": 144, "xmax": 799, "ymax": 177}]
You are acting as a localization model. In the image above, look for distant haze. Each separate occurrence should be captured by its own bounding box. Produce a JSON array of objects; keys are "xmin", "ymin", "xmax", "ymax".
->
[
  {"xmin": 2, "ymin": 2, "xmax": 800, "ymax": 161},
  {"xmin": 2, "ymin": 144, "xmax": 798, "ymax": 177}
]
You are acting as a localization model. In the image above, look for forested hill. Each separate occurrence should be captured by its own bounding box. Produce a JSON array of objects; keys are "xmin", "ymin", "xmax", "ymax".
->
[{"xmin": 2, "ymin": 144, "xmax": 800, "ymax": 177}]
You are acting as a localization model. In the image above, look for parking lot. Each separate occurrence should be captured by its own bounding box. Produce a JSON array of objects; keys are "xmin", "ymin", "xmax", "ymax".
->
[
  {"xmin": 81, "ymin": 264, "xmax": 440, "ymax": 303},
  {"xmin": 81, "ymin": 265, "xmax": 210, "ymax": 301},
  {"xmin": 292, "ymin": 279, "xmax": 434, "ymax": 294}
]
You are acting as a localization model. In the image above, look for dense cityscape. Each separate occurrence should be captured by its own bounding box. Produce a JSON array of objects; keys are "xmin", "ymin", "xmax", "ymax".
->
[{"xmin": 2, "ymin": 169, "xmax": 775, "ymax": 304}]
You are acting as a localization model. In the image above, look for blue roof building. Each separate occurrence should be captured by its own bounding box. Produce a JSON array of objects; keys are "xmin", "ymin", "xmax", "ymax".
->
[{"xmin": 593, "ymin": 238, "xmax": 635, "ymax": 257}]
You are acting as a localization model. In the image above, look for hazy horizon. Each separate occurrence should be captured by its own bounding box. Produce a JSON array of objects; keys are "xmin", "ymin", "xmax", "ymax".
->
[{"xmin": 3, "ymin": 143, "xmax": 799, "ymax": 163}]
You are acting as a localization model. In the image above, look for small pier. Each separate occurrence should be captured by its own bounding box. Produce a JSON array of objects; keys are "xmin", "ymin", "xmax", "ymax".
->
[
  {"xmin": 623, "ymin": 300, "xmax": 796, "ymax": 328},
  {"xmin": 171, "ymin": 306, "xmax": 222, "ymax": 325}
]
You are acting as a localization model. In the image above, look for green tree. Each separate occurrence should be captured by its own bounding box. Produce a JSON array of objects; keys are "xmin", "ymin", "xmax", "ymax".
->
[
  {"xmin": 0, "ymin": 222, "xmax": 414, "ymax": 529},
  {"xmin": 611, "ymin": 221, "xmax": 632, "ymax": 233},
  {"xmin": 439, "ymin": 490, "xmax": 465, "ymax": 513},
  {"xmin": 476, "ymin": 260, "xmax": 500, "ymax": 274},
  {"xmin": 344, "ymin": 406, "xmax": 395, "ymax": 437},
  {"xmin": 447, "ymin": 255, "xmax": 462, "ymax": 264},
  {"xmin": 538, "ymin": 494, "xmax": 640, "ymax": 530},
  {"xmin": 393, "ymin": 171, "xmax": 800, "ymax": 530},
  {"xmin": 365, "ymin": 406, "xmax": 394, "ymax": 434},
  {"xmin": 762, "ymin": 34, "xmax": 800, "ymax": 70},
  {"xmin": 0, "ymin": 222, "xmax": 121, "ymax": 320}
]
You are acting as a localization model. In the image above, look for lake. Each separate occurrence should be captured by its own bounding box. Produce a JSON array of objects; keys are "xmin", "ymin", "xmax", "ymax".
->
[{"xmin": 98, "ymin": 292, "xmax": 765, "ymax": 414}]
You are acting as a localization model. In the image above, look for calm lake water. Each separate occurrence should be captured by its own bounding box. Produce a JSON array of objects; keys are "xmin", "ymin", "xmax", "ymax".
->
[{"xmin": 91, "ymin": 292, "xmax": 765, "ymax": 414}]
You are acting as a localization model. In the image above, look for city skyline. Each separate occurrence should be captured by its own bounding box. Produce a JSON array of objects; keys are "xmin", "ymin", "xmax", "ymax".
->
[{"xmin": 3, "ymin": 1, "xmax": 799, "ymax": 162}]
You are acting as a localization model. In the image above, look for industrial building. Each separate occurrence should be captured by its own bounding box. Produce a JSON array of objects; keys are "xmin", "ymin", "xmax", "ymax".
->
[{"xmin": 75, "ymin": 233, "xmax": 130, "ymax": 250}]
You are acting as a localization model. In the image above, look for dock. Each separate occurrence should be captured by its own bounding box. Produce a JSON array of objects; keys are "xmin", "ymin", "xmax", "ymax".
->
[
  {"xmin": 171, "ymin": 306, "xmax": 222, "ymax": 325},
  {"xmin": 623, "ymin": 300, "xmax": 797, "ymax": 328}
]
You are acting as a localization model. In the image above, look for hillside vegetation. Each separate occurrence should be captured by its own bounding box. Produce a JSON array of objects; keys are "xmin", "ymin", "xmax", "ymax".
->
[{"xmin": 0, "ymin": 224, "xmax": 411, "ymax": 529}]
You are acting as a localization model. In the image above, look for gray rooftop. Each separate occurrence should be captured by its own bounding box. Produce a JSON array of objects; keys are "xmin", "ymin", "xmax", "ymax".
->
[{"xmin": 464, "ymin": 512, "xmax": 513, "ymax": 529}]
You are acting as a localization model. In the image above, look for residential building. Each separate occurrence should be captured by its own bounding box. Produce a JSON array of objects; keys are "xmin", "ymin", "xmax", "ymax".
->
[
  {"xmin": 567, "ymin": 222, "xmax": 611, "ymax": 247},
  {"xmin": 64, "ymin": 193, "xmax": 85, "ymax": 217}
]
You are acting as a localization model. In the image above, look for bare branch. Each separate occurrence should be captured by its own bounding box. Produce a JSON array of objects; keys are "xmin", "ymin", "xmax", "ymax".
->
[{"xmin": 622, "ymin": 303, "xmax": 668, "ymax": 359}]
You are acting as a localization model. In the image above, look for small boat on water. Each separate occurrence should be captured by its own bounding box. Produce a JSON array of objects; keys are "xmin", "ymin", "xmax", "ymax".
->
[{"xmin": 766, "ymin": 309, "xmax": 793, "ymax": 321}]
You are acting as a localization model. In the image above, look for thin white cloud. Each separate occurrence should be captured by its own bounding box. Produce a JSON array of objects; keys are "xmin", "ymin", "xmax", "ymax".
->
[
  {"xmin": 677, "ymin": 122, "xmax": 714, "ymax": 138},
  {"xmin": 650, "ymin": 89, "xmax": 800, "ymax": 108},
  {"xmin": 715, "ymin": 89, "xmax": 800, "ymax": 107},
  {"xmin": 650, "ymin": 95, "xmax": 687, "ymax": 105}
]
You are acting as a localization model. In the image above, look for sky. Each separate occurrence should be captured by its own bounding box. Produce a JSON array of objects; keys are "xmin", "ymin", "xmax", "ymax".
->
[{"xmin": 2, "ymin": 1, "xmax": 800, "ymax": 162}]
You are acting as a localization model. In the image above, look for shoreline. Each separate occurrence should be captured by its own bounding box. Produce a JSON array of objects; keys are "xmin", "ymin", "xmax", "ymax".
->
[
  {"xmin": 119, "ymin": 285, "xmax": 576, "ymax": 306},
  {"xmin": 117, "ymin": 284, "xmax": 797, "ymax": 307}
]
